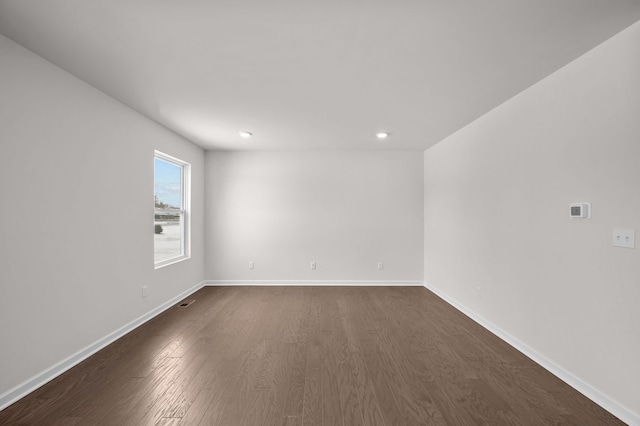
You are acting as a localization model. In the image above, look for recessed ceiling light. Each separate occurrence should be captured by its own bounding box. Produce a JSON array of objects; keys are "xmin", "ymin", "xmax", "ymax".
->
[
  {"xmin": 376, "ymin": 132, "xmax": 390, "ymax": 139},
  {"xmin": 239, "ymin": 131, "xmax": 253, "ymax": 138}
]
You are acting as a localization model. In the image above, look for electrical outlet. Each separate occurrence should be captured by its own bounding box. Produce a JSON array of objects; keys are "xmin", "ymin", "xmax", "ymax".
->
[
  {"xmin": 612, "ymin": 228, "xmax": 635, "ymax": 248},
  {"xmin": 310, "ymin": 261, "xmax": 316, "ymax": 270},
  {"xmin": 377, "ymin": 262, "xmax": 384, "ymax": 270},
  {"xmin": 249, "ymin": 261, "xmax": 255, "ymax": 269},
  {"xmin": 142, "ymin": 286, "xmax": 149, "ymax": 298},
  {"xmin": 476, "ymin": 287, "xmax": 482, "ymax": 299}
]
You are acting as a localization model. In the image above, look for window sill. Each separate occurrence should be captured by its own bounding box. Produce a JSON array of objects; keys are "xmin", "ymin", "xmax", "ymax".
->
[{"xmin": 154, "ymin": 255, "xmax": 190, "ymax": 269}]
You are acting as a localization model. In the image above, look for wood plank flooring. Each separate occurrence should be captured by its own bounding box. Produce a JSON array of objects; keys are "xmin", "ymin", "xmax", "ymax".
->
[{"xmin": 0, "ymin": 286, "xmax": 623, "ymax": 425}]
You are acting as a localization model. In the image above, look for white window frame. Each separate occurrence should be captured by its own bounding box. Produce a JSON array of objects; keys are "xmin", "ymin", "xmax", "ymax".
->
[{"xmin": 154, "ymin": 150, "xmax": 191, "ymax": 269}]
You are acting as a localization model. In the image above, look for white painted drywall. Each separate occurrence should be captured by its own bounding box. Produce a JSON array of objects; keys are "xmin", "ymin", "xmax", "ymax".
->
[
  {"xmin": 424, "ymin": 21, "xmax": 640, "ymax": 417},
  {"xmin": 0, "ymin": 35, "xmax": 204, "ymax": 397},
  {"xmin": 205, "ymin": 150, "xmax": 423, "ymax": 281}
]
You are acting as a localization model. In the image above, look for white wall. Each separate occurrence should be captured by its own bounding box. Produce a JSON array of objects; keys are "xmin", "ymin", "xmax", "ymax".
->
[
  {"xmin": 0, "ymin": 35, "xmax": 205, "ymax": 400},
  {"xmin": 206, "ymin": 150, "xmax": 423, "ymax": 281},
  {"xmin": 424, "ymin": 21, "xmax": 640, "ymax": 419}
]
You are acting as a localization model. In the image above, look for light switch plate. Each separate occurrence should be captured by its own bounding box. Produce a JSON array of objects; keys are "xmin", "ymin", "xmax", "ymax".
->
[{"xmin": 612, "ymin": 228, "xmax": 635, "ymax": 248}]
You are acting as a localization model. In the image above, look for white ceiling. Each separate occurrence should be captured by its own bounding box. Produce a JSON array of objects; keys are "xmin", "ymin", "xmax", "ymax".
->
[{"xmin": 1, "ymin": 1, "xmax": 640, "ymax": 151}]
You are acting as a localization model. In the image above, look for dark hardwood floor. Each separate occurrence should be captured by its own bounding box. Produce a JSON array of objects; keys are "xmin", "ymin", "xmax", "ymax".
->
[{"xmin": 0, "ymin": 286, "xmax": 623, "ymax": 425}]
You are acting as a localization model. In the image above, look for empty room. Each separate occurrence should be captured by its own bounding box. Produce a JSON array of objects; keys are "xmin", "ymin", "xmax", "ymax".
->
[{"xmin": 0, "ymin": 1, "xmax": 639, "ymax": 425}]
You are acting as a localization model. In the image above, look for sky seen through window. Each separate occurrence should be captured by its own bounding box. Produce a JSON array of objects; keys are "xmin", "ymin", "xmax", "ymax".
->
[{"xmin": 154, "ymin": 158, "xmax": 182, "ymax": 209}]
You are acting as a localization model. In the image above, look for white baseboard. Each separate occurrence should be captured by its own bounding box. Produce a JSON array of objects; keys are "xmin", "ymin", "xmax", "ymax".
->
[
  {"xmin": 204, "ymin": 280, "xmax": 424, "ymax": 286},
  {"xmin": 0, "ymin": 280, "xmax": 206, "ymax": 412},
  {"xmin": 423, "ymin": 281, "xmax": 639, "ymax": 426}
]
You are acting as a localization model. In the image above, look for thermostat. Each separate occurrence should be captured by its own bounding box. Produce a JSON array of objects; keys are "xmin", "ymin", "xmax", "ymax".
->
[{"xmin": 570, "ymin": 203, "xmax": 590, "ymax": 219}]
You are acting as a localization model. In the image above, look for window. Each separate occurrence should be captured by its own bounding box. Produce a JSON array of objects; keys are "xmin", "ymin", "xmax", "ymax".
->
[{"xmin": 154, "ymin": 151, "xmax": 190, "ymax": 268}]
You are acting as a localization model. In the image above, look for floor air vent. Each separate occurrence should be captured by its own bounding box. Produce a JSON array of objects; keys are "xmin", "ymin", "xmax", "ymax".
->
[{"xmin": 177, "ymin": 299, "xmax": 195, "ymax": 307}]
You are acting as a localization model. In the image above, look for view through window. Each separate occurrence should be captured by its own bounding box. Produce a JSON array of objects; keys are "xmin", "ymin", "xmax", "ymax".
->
[{"xmin": 154, "ymin": 151, "xmax": 190, "ymax": 267}]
